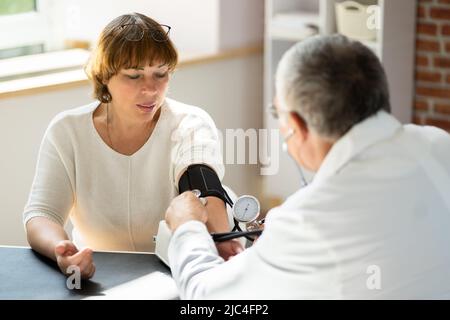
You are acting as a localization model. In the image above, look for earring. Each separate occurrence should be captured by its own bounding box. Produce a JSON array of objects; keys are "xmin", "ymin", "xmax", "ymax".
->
[{"xmin": 102, "ymin": 85, "xmax": 111, "ymax": 102}]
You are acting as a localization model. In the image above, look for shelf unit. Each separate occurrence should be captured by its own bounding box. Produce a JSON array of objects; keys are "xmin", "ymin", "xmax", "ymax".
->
[{"xmin": 263, "ymin": 0, "xmax": 417, "ymax": 203}]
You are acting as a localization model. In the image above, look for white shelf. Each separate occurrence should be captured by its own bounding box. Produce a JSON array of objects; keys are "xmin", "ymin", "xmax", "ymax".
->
[
  {"xmin": 0, "ymin": 49, "xmax": 90, "ymax": 81},
  {"xmin": 269, "ymin": 12, "xmax": 319, "ymax": 41}
]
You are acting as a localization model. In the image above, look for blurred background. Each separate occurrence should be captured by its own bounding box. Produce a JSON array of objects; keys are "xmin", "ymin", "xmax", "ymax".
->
[{"xmin": 0, "ymin": 0, "xmax": 449, "ymax": 246}]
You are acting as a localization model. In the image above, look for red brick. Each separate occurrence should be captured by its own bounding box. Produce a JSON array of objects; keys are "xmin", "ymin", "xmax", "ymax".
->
[
  {"xmin": 417, "ymin": 23, "xmax": 438, "ymax": 35},
  {"xmin": 447, "ymin": 75, "xmax": 450, "ymax": 83},
  {"xmin": 424, "ymin": 118, "xmax": 450, "ymax": 131},
  {"xmin": 417, "ymin": 87, "xmax": 450, "ymax": 99},
  {"xmin": 438, "ymin": 0, "xmax": 450, "ymax": 4},
  {"xmin": 443, "ymin": 25, "xmax": 450, "ymax": 36},
  {"xmin": 413, "ymin": 115, "xmax": 425, "ymax": 125},
  {"xmin": 415, "ymin": 100, "xmax": 429, "ymax": 111},
  {"xmin": 435, "ymin": 104, "xmax": 450, "ymax": 115},
  {"xmin": 418, "ymin": 6, "xmax": 427, "ymax": 18},
  {"xmin": 430, "ymin": 8, "xmax": 450, "ymax": 20},
  {"xmin": 446, "ymin": 42, "xmax": 450, "ymax": 53},
  {"xmin": 419, "ymin": 0, "xmax": 432, "ymax": 2},
  {"xmin": 434, "ymin": 57, "xmax": 450, "ymax": 68},
  {"xmin": 416, "ymin": 55, "xmax": 429, "ymax": 67},
  {"xmin": 416, "ymin": 71, "xmax": 442, "ymax": 82},
  {"xmin": 416, "ymin": 39, "xmax": 440, "ymax": 52}
]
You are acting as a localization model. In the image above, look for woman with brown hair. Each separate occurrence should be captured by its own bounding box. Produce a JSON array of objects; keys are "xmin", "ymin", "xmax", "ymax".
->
[{"xmin": 23, "ymin": 13, "xmax": 241, "ymax": 279}]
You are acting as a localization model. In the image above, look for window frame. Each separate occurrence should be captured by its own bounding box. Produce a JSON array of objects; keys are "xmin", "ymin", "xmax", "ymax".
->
[{"xmin": 0, "ymin": 0, "xmax": 60, "ymax": 54}]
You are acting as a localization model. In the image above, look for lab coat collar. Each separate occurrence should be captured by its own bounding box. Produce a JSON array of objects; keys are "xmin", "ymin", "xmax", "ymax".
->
[{"xmin": 313, "ymin": 110, "xmax": 402, "ymax": 183}]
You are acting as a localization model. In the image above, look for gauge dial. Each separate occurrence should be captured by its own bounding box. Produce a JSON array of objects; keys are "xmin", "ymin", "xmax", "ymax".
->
[{"xmin": 233, "ymin": 195, "xmax": 260, "ymax": 223}]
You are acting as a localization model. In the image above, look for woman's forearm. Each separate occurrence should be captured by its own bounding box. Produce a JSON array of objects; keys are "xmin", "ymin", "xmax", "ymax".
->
[
  {"xmin": 204, "ymin": 196, "xmax": 230, "ymax": 233},
  {"xmin": 26, "ymin": 217, "xmax": 70, "ymax": 261},
  {"xmin": 203, "ymin": 196, "xmax": 243, "ymax": 260}
]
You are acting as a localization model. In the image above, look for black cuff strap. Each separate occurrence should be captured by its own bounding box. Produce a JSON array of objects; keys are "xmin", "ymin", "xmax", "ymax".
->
[{"xmin": 178, "ymin": 164, "xmax": 233, "ymax": 207}]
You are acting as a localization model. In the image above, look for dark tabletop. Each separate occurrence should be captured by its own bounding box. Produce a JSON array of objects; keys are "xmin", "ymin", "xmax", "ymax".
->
[{"xmin": 0, "ymin": 246, "xmax": 178, "ymax": 299}]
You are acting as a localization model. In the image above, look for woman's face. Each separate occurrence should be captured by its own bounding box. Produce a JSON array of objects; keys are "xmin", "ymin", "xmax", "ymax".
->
[{"xmin": 105, "ymin": 62, "xmax": 170, "ymax": 121}]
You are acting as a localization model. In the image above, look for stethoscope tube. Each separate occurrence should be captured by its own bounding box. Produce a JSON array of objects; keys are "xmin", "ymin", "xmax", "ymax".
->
[
  {"xmin": 211, "ymin": 229, "xmax": 263, "ymax": 242},
  {"xmin": 211, "ymin": 218, "xmax": 264, "ymax": 242}
]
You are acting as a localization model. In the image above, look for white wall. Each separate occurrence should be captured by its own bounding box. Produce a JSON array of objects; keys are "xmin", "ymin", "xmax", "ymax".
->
[
  {"xmin": 41, "ymin": 0, "xmax": 264, "ymax": 54},
  {"xmin": 219, "ymin": 0, "xmax": 265, "ymax": 50},
  {"xmin": 59, "ymin": 0, "xmax": 219, "ymax": 53},
  {"xmin": 0, "ymin": 52, "xmax": 263, "ymax": 246},
  {"xmin": 0, "ymin": 87, "xmax": 92, "ymax": 246}
]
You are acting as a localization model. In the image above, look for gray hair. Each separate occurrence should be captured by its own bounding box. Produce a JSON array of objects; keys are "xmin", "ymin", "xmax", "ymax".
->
[{"xmin": 275, "ymin": 34, "xmax": 390, "ymax": 140}]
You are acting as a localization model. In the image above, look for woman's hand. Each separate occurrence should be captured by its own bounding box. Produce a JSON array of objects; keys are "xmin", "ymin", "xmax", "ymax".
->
[
  {"xmin": 216, "ymin": 239, "xmax": 244, "ymax": 261},
  {"xmin": 54, "ymin": 240, "xmax": 96, "ymax": 279}
]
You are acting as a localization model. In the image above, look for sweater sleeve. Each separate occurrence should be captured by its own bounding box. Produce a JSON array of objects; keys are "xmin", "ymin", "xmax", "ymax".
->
[
  {"xmin": 171, "ymin": 108, "xmax": 225, "ymax": 188},
  {"xmin": 23, "ymin": 123, "xmax": 75, "ymax": 227},
  {"xmin": 168, "ymin": 220, "xmax": 233, "ymax": 299}
]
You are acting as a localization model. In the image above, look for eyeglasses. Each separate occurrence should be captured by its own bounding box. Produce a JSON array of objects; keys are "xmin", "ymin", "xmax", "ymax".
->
[
  {"xmin": 268, "ymin": 104, "xmax": 279, "ymax": 119},
  {"xmin": 268, "ymin": 103, "xmax": 292, "ymax": 120},
  {"xmin": 118, "ymin": 23, "xmax": 171, "ymax": 42}
]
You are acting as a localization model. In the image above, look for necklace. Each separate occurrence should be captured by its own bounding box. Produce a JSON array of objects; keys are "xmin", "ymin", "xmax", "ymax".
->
[
  {"xmin": 106, "ymin": 103, "xmax": 160, "ymax": 153},
  {"xmin": 106, "ymin": 102, "xmax": 115, "ymax": 150}
]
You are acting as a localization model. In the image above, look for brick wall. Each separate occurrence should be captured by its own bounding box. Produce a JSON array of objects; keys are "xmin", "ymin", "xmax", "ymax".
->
[{"xmin": 414, "ymin": 0, "xmax": 450, "ymax": 131}]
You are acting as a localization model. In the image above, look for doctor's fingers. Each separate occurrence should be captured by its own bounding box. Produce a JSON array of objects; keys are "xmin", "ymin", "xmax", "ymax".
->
[
  {"xmin": 167, "ymin": 192, "xmax": 207, "ymax": 219},
  {"xmin": 179, "ymin": 191, "xmax": 205, "ymax": 208}
]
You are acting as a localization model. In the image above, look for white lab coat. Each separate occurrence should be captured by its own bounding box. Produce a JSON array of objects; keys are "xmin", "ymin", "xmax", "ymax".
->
[{"xmin": 168, "ymin": 110, "xmax": 450, "ymax": 299}]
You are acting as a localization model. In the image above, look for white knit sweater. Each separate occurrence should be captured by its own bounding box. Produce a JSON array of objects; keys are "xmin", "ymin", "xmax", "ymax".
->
[{"xmin": 23, "ymin": 98, "xmax": 224, "ymax": 252}]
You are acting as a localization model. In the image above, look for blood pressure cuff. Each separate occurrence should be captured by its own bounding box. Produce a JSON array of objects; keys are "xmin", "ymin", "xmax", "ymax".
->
[{"xmin": 178, "ymin": 164, "xmax": 233, "ymax": 207}]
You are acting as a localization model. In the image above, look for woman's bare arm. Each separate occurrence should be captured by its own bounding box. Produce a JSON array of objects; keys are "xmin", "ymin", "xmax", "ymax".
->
[
  {"xmin": 204, "ymin": 196, "xmax": 243, "ymax": 260},
  {"xmin": 25, "ymin": 217, "xmax": 69, "ymax": 261},
  {"xmin": 26, "ymin": 217, "xmax": 96, "ymax": 279}
]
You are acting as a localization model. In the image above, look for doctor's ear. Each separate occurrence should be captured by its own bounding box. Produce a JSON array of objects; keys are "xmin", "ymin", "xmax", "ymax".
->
[{"xmin": 289, "ymin": 112, "xmax": 308, "ymax": 140}]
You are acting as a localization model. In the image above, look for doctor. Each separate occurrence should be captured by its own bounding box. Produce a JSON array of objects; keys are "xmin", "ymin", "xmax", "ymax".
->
[{"xmin": 165, "ymin": 34, "xmax": 450, "ymax": 299}]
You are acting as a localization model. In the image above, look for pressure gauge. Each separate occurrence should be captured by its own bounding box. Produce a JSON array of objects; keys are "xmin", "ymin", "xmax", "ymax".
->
[{"xmin": 232, "ymin": 195, "xmax": 260, "ymax": 223}]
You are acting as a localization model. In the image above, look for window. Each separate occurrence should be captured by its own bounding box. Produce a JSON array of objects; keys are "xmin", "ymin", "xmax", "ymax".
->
[
  {"xmin": 0, "ymin": 0, "xmax": 36, "ymax": 16},
  {"xmin": 0, "ymin": 0, "xmax": 51, "ymax": 59}
]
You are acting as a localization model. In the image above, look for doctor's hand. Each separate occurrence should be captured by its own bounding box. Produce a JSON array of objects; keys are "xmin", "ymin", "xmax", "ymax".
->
[
  {"xmin": 165, "ymin": 191, "xmax": 208, "ymax": 232},
  {"xmin": 54, "ymin": 240, "xmax": 96, "ymax": 280}
]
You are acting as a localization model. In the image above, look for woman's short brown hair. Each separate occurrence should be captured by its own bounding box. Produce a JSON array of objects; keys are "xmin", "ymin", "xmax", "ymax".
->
[{"xmin": 84, "ymin": 13, "xmax": 178, "ymax": 103}]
